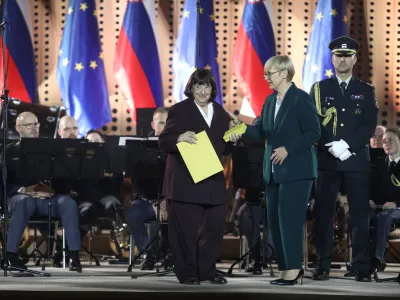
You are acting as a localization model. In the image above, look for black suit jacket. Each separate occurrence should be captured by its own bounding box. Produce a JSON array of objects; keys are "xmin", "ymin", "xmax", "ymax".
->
[
  {"xmin": 372, "ymin": 157, "xmax": 400, "ymax": 206},
  {"xmin": 159, "ymin": 99, "xmax": 231, "ymax": 205},
  {"xmin": 310, "ymin": 77, "xmax": 378, "ymax": 172}
]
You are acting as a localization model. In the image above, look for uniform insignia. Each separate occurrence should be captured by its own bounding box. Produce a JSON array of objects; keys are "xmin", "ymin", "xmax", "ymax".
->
[
  {"xmin": 322, "ymin": 107, "xmax": 328, "ymax": 114},
  {"xmin": 354, "ymin": 108, "xmax": 361, "ymax": 114},
  {"xmin": 324, "ymin": 96, "xmax": 335, "ymax": 103},
  {"xmin": 351, "ymin": 94, "xmax": 364, "ymax": 100}
]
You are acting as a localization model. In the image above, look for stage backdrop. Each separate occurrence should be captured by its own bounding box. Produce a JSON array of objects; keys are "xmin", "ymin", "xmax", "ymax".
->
[{"xmin": 28, "ymin": 0, "xmax": 397, "ymax": 134}]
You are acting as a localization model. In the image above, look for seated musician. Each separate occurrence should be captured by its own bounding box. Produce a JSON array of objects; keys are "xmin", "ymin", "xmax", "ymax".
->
[
  {"xmin": 126, "ymin": 107, "xmax": 172, "ymax": 270},
  {"xmin": 369, "ymin": 128, "xmax": 400, "ymax": 272},
  {"xmin": 236, "ymin": 188, "xmax": 275, "ymax": 275},
  {"xmin": 52, "ymin": 117, "xmax": 125, "ymax": 266},
  {"xmin": 6, "ymin": 112, "xmax": 82, "ymax": 271}
]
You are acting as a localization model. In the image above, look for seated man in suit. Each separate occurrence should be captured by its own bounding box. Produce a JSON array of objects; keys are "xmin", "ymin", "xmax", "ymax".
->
[
  {"xmin": 126, "ymin": 107, "xmax": 171, "ymax": 270},
  {"xmin": 369, "ymin": 128, "xmax": 400, "ymax": 272},
  {"xmin": 6, "ymin": 112, "xmax": 82, "ymax": 272}
]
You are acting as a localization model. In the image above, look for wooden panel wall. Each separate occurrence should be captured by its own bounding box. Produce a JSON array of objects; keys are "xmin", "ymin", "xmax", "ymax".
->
[{"xmin": 29, "ymin": 0, "xmax": 396, "ymax": 134}]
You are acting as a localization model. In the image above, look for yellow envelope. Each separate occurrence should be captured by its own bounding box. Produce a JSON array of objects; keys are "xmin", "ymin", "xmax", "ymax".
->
[
  {"xmin": 223, "ymin": 123, "xmax": 247, "ymax": 142},
  {"xmin": 177, "ymin": 131, "xmax": 223, "ymax": 183}
]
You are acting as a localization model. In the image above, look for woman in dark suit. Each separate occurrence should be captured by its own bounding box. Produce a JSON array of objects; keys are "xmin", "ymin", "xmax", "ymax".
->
[
  {"xmin": 159, "ymin": 69, "xmax": 232, "ymax": 285},
  {"xmin": 231, "ymin": 55, "xmax": 320, "ymax": 285}
]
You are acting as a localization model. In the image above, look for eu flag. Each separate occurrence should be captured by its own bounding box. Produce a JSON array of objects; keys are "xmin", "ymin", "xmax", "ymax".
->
[
  {"xmin": 57, "ymin": 0, "xmax": 111, "ymax": 136},
  {"xmin": 173, "ymin": 0, "xmax": 222, "ymax": 104},
  {"xmin": 302, "ymin": 0, "xmax": 347, "ymax": 92}
]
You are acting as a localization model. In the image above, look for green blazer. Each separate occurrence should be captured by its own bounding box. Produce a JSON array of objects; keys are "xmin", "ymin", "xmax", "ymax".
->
[{"xmin": 245, "ymin": 84, "xmax": 320, "ymax": 184}]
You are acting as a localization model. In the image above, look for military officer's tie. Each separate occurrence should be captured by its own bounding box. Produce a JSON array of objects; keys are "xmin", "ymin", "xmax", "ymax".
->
[
  {"xmin": 389, "ymin": 160, "xmax": 397, "ymax": 174},
  {"xmin": 340, "ymin": 82, "xmax": 347, "ymax": 96}
]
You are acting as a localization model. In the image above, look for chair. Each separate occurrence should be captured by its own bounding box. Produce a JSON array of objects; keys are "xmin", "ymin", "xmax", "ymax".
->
[
  {"xmin": 26, "ymin": 216, "xmax": 66, "ymax": 270},
  {"xmin": 385, "ymin": 222, "xmax": 400, "ymax": 263}
]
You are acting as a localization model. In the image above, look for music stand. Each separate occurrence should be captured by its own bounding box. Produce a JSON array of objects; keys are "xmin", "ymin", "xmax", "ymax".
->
[
  {"xmin": 227, "ymin": 138, "xmax": 275, "ymax": 276},
  {"xmin": 18, "ymin": 138, "xmax": 105, "ymax": 270},
  {"xmin": 124, "ymin": 138, "xmax": 170, "ymax": 277}
]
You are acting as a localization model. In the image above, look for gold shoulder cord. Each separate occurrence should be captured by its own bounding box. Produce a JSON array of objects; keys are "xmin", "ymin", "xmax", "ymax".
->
[
  {"xmin": 391, "ymin": 174, "xmax": 400, "ymax": 187},
  {"xmin": 314, "ymin": 82, "xmax": 338, "ymax": 136}
]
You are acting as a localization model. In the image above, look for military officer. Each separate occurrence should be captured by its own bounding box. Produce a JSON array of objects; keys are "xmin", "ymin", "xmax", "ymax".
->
[{"xmin": 310, "ymin": 36, "xmax": 378, "ymax": 282}]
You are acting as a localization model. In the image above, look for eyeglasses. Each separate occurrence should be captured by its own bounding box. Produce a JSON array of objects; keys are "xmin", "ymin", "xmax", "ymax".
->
[
  {"xmin": 264, "ymin": 70, "xmax": 283, "ymax": 78},
  {"xmin": 19, "ymin": 122, "xmax": 40, "ymax": 129}
]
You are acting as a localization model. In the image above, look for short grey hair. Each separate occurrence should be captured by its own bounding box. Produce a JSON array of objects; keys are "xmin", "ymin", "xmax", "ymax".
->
[{"xmin": 264, "ymin": 55, "xmax": 295, "ymax": 82}]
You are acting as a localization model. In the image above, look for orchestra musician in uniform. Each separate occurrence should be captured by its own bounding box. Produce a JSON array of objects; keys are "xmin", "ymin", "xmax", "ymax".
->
[
  {"xmin": 5, "ymin": 112, "xmax": 82, "ymax": 271},
  {"xmin": 369, "ymin": 128, "xmax": 400, "ymax": 272},
  {"xmin": 159, "ymin": 68, "xmax": 233, "ymax": 285},
  {"xmin": 126, "ymin": 107, "xmax": 172, "ymax": 271},
  {"xmin": 310, "ymin": 36, "xmax": 379, "ymax": 282}
]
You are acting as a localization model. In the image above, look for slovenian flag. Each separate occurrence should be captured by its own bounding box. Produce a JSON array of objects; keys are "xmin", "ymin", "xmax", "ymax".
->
[
  {"xmin": 0, "ymin": 0, "xmax": 37, "ymax": 103},
  {"xmin": 114, "ymin": 0, "xmax": 163, "ymax": 121},
  {"xmin": 232, "ymin": 0, "xmax": 275, "ymax": 118}
]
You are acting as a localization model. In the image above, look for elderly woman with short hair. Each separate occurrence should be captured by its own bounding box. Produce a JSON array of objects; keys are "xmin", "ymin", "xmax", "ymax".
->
[{"xmin": 231, "ymin": 55, "xmax": 320, "ymax": 285}]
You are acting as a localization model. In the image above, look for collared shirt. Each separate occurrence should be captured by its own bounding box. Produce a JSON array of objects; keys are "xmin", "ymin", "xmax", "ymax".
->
[
  {"xmin": 336, "ymin": 75, "xmax": 352, "ymax": 89},
  {"xmin": 194, "ymin": 101, "xmax": 214, "ymax": 127},
  {"xmin": 388, "ymin": 155, "xmax": 400, "ymax": 166}
]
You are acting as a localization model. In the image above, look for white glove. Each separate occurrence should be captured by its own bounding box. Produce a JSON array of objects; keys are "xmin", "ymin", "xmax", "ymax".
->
[
  {"xmin": 338, "ymin": 150, "xmax": 352, "ymax": 161},
  {"xmin": 325, "ymin": 139, "xmax": 349, "ymax": 157}
]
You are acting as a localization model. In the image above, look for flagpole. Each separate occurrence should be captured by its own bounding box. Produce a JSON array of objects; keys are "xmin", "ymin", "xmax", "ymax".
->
[{"xmin": 196, "ymin": 0, "xmax": 200, "ymax": 68}]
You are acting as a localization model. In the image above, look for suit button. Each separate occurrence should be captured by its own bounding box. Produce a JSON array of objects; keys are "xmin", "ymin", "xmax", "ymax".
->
[
  {"xmin": 342, "ymin": 108, "xmax": 345, "ymax": 111},
  {"xmin": 341, "ymin": 123, "xmax": 344, "ymax": 127}
]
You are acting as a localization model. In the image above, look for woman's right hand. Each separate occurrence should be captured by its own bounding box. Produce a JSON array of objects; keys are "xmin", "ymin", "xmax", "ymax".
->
[
  {"xmin": 229, "ymin": 133, "xmax": 242, "ymax": 143},
  {"xmin": 177, "ymin": 131, "xmax": 198, "ymax": 144}
]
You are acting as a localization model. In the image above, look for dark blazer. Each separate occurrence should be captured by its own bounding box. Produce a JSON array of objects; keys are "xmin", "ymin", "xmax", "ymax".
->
[
  {"xmin": 245, "ymin": 84, "xmax": 320, "ymax": 184},
  {"xmin": 310, "ymin": 77, "xmax": 378, "ymax": 172},
  {"xmin": 372, "ymin": 156, "xmax": 400, "ymax": 207},
  {"xmin": 159, "ymin": 99, "xmax": 231, "ymax": 205}
]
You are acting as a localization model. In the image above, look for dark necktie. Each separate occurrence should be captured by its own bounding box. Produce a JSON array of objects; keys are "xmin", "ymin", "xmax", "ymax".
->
[
  {"xmin": 389, "ymin": 161, "xmax": 397, "ymax": 174},
  {"xmin": 340, "ymin": 82, "xmax": 347, "ymax": 96}
]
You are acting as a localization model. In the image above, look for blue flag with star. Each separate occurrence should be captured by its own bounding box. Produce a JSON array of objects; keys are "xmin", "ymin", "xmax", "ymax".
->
[
  {"xmin": 57, "ymin": 0, "xmax": 111, "ymax": 136},
  {"xmin": 173, "ymin": 0, "xmax": 222, "ymax": 104},
  {"xmin": 302, "ymin": 0, "xmax": 347, "ymax": 92}
]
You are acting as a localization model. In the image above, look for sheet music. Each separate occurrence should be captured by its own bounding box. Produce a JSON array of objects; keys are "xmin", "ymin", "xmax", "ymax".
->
[{"xmin": 118, "ymin": 137, "xmax": 146, "ymax": 146}]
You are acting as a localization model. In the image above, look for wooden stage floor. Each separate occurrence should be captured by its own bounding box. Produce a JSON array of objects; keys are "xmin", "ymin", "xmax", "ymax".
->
[{"xmin": 0, "ymin": 262, "xmax": 399, "ymax": 300}]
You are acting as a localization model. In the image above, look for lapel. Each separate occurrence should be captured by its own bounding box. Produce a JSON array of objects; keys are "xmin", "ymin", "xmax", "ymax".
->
[
  {"xmin": 190, "ymin": 99, "xmax": 210, "ymax": 131},
  {"xmin": 274, "ymin": 84, "xmax": 296, "ymax": 132},
  {"xmin": 210, "ymin": 101, "xmax": 221, "ymax": 130},
  {"xmin": 345, "ymin": 76, "xmax": 356, "ymax": 96},
  {"xmin": 267, "ymin": 92, "xmax": 277, "ymax": 133}
]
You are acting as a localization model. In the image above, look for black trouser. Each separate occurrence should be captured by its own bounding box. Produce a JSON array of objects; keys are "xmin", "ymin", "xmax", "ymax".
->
[
  {"xmin": 168, "ymin": 200, "xmax": 225, "ymax": 282},
  {"xmin": 314, "ymin": 171, "xmax": 370, "ymax": 273},
  {"xmin": 236, "ymin": 203, "xmax": 274, "ymax": 262},
  {"xmin": 126, "ymin": 199, "xmax": 169, "ymax": 258}
]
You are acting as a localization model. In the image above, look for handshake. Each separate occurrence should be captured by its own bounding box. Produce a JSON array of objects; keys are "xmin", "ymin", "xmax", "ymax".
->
[{"xmin": 325, "ymin": 139, "xmax": 354, "ymax": 161}]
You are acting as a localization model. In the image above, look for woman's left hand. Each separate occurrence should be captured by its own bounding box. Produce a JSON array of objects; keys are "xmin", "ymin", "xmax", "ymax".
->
[{"xmin": 270, "ymin": 146, "xmax": 288, "ymax": 165}]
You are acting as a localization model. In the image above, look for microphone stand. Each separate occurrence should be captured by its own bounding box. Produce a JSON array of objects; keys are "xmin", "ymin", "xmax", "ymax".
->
[{"xmin": 0, "ymin": 19, "xmax": 9, "ymax": 278}]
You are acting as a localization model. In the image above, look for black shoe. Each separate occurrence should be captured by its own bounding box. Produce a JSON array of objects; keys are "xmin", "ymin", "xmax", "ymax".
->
[
  {"xmin": 180, "ymin": 278, "xmax": 200, "ymax": 285},
  {"xmin": 344, "ymin": 270, "xmax": 356, "ymax": 277},
  {"xmin": 270, "ymin": 279, "xmax": 283, "ymax": 284},
  {"xmin": 163, "ymin": 255, "xmax": 174, "ymax": 271},
  {"xmin": 355, "ymin": 271, "xmax": 371, "ymax": 282},
  {"xmin": 6, "ymin": 252, "xmax": 27, "ymax": 270},
  {"xmin": 140, "ymin": 259, "xmax": 155, "ymax": 271},
  {"xmin": 312, "ymin": 269, "xmax": 329, "ymax": 281},
  {"xmin": 278, "ymin": 269, "xmax": 304, "ymax": 286},
  {"xmin": 68, "ymin": 251, "xmax": 82, "ymax": 273},
  {"xmin": 52, "ymin": 252, "xmax": 69, "ymax": 268},
  {"xmin": 252, "ymin": 263, "xmax": 263, "ymax": 275},
  {"xmin": 370, "ymin": 257, "xmax": 386, "ymax": 273},
  {"xmin": 209, "ymin": 275, "xmax": 227, "ymax": 284}
]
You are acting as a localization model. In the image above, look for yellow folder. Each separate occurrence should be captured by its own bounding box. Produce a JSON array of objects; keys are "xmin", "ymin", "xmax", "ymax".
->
[
  {"xmin": 223, "ymin": 123, "xmax": 247, "ymax": 142},
  {"xmin": 177, "ymin": 131, "xmax": 224, "ymax": 183}
]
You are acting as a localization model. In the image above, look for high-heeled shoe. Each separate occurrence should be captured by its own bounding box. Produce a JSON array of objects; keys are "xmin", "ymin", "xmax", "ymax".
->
[
  {"xmin": 270, "ymin": 271, "xmax": 286, "ymax": 284},
  {"xmin": 278, "ymin": 269, "xmax": 304, "ymax": 286}
]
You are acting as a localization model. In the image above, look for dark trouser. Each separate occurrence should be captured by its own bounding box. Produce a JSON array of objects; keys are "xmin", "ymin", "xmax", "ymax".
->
[
  {"xmin": 371, "ymin": 209, "xmax": 400, "ymax": 262},
  {"xmin": 78, "ymin": 195, "xmax": 124, "ymax": 234},
  {"xmin": 168, "ymin": 200, "xmax": 225, "ymax": 282},
  {"xmin": 236, "ymin": 203, "xmax": 274, "ymax": 261},
  {"xmin": 126, "ymin": 199, "xmax": 169, "ymax": 257},
  {"xmin": 7, "ymin": 194, "xmax": 81, "ymax": 253},
  {"xmin": 315, "ymin": 171, "xmax": 370, "ymax": 273},
  {"xmin": 266, "ymin": 177, "xmax": 312, "ymax": 270}
]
